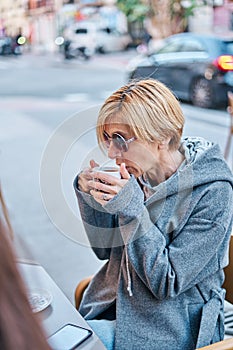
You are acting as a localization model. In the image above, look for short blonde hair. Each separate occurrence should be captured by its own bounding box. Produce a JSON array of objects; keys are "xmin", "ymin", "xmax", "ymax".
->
[{"xmin": 97, "ymin": 79, "xmax": 185, "ymax": 150}]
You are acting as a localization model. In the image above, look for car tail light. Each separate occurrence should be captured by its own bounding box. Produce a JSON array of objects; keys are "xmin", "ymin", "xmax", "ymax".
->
[{"xmin": 213, "ymin": 55, "xmax": 233, "ymax": 71}]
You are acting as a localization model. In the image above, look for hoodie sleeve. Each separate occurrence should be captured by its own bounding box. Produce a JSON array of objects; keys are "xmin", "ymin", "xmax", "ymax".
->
[
  {"xmin": 73, "ymin": 175, "xmax": 122, "ymax": 260},
  {"xmin": 104, "ymin": 176, "xmax": 233, "ymax": 299}
]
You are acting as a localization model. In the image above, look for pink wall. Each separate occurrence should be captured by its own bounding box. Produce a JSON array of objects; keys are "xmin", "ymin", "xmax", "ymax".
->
[{"xmin": 213, "ymin": 6, "xmax": 230, "ymax": 31}]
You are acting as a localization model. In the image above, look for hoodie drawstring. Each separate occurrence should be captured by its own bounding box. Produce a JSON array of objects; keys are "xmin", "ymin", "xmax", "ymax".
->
[{"xmin": 125, "ymin": 246, "xmax": 133, "ymax": 297}]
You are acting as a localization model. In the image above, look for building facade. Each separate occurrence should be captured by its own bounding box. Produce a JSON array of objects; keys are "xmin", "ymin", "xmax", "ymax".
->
[
  {"xmin": 213, "ymin": 0, "xmax": 233, "ymax": 34},
  {"xmin": 0, "ymin": 0, "xmax": 28, "ymax": 37},
  {"xmin": 27, "ymin": 0, "xmax": 57, "ymax": 51},
  {"xmin": 188, "ymin": 0, "xmax": 233, "ymax": 35}
]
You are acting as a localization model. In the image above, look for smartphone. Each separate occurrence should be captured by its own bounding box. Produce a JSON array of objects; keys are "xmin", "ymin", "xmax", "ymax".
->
[{"xmin": 48, "ymin": 323, "xmax": 93, "ymax": 350}]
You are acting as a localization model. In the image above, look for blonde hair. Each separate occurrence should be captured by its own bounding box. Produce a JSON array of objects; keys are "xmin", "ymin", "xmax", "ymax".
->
[{"xmin": 97, "ymin": 79, "xmax": 185, "ymax": 150}]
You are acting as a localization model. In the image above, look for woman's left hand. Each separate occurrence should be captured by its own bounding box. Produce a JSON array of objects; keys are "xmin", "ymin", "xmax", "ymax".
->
[{"xmin": 89, "ymin": 163, "xmax": 130, "ymax": 205}]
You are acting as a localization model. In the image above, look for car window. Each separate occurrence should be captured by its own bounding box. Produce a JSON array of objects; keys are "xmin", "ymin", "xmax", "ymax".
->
[
  {"xmin": 156, "ymin": 39, "xmax": 183, "ymax": 53},
  {"xmin": 224, "ymin": 41, "xmax": 233, "ymax": 55},
  {"xmin": 99, "ymin": 28, "xmax": 112, "ymax": 34},
  {"xmin": 179, "ymin": 39, "xmax": 206, "ymax": 52},
  {"xmin": 75, "ymin": 28, "xmax": 88, "ymax": 34},
  {"xmin": 156, "ymin": 37, "xmax": 208, "ymax": 54}
]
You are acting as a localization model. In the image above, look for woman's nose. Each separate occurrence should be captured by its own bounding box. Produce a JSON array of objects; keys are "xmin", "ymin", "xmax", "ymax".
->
[{"xmin": 107, "ymin": 142, "xmax": 122, "ymax": 159}]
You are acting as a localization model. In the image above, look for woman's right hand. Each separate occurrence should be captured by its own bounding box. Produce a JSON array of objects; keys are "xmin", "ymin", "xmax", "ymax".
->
[{"xmin": 78, "ymin": 159, "xmax": 99, "ymax": 193}]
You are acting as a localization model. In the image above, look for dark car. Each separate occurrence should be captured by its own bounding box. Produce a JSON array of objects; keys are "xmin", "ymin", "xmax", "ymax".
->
[
  {"xmin": 0, "ymin": 35, "xmax": 25, "ymax": 55},
  {"xmin": 127, "ymin": 33, "xmax": 233, "ymax": 108},
  {"xmin": 0, "ymin": 36, "xmax": 13, "ymax": 55}
]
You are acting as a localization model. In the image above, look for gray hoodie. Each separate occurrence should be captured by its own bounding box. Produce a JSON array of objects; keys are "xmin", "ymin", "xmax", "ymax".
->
[{"xmin": 74, "ymin": 137, "xmax": 233, "ymax": 350}]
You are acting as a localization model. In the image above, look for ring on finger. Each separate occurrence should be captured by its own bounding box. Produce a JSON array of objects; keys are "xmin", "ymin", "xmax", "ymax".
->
[{"xmin": 102, "ymin": 193, "xmax": 108, "ymax": 201}]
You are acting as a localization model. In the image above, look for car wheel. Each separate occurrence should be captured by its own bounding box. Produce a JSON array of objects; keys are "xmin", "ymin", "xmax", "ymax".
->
[{"xmin": 190, "ymin": 77, "xmax": 215, "ymax": 109}]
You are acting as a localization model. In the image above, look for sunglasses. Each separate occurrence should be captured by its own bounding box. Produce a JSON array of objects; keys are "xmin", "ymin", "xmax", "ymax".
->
[{"xmin": 103, "ymin": 131, "xmax": 136, "ymax": 152}]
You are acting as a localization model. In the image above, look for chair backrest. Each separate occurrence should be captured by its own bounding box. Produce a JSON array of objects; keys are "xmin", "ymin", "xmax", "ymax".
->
[
  {"xmin": 197, "ymin": 336, "xmax": 233, "ymax": 349},
  {"xmin": 223, "ymin": 234, "xmax": 233, "ymax": 304},
  {"xmin": 75, "ymin": 276, "xmax": 93, "ymax": 310},
  {"xmin": 227, "ymin": 91, "xmax": 233, "ymax": 119}
]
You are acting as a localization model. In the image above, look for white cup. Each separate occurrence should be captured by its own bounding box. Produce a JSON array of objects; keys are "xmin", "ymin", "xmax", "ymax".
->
[{"xmin": 92, "ymin": 166, "xmax": 121, "ymax": 179}]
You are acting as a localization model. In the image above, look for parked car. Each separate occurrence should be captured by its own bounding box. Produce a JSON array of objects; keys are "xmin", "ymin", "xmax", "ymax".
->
[
  {"xmin": 63, "ymin": 39, "xmax": 94, "ymax": 60},
  {"xmin": 63, "ymin": 21, "xmax": 132, "ymax": 58},
  {"xmin": 0, "ymin": 36, "xmax": 13, "ymax": 55},
  {"xmin": 63, "ymin": 22, "xmax": 96, "ymax": 60},
  {"xmin": 0, "ymin": 35, "xmax": 25, "ymax": 55},
  {"xmin": 127, "ymin": 33, "xmax": 233, "ymax": 108},
  {"xmin": 95, "ymin": 27, "xmax": 132, "ymax": 53}
]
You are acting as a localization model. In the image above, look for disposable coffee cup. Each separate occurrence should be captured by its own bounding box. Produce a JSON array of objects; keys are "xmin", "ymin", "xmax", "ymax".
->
[{"xmin": 92, "ymin": 166, "xmax": 121, "ymax": 179}]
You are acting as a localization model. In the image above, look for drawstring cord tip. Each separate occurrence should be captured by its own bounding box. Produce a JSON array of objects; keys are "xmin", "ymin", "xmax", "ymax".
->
[{"xmin": 127, "ymin": 286, "xmax": 133, "ymax": 297}]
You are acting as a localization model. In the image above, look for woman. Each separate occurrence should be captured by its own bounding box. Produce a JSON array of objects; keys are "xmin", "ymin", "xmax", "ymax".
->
[
  {"xmin": 74, "ymin": 79, "xmax": 233, "ymax": 349},
  {"xmin": 0, "ymin": 186, "xmax": 51, "ymax": 350}
]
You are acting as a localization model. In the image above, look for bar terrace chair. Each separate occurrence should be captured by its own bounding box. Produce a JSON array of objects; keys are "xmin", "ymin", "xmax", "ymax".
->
[{"xmin": 75, "ymin": 234, "xmax": 233, "ymax": 349}]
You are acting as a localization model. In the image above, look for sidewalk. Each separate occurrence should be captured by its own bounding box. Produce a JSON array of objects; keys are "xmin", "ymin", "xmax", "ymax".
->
[{"xmin": 0, "ymin": 104, "xmax": 104, "ymax": 304}]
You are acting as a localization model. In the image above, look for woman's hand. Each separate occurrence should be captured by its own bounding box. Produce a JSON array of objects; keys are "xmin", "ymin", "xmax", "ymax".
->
[
  {"xmin": 78, "ymin": 159, "xmax": 99, "ymax": 193},
  {"xmin": 89, "ymin": 163, "xmax": 130, "ymax": 205}
]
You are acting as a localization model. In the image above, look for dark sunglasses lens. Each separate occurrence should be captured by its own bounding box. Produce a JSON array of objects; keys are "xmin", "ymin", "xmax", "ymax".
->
[
  {"xmin": 103, "ymin": 132, "xmax": 110, "ymax": 147},
  {"xmin": 113, "ymin": 134, "xmax": 128, "ymax": 152}
]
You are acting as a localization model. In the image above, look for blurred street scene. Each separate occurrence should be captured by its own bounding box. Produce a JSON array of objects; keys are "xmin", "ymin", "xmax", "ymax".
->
[{"xmin": 0, "ymin": 1, "xmax": 233, "ymax": 56}]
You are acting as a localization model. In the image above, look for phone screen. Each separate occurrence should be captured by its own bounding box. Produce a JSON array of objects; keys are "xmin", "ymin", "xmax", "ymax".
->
[{"xmin": 48, "ymin": 324, "xmax": 92, "ymax": 350}]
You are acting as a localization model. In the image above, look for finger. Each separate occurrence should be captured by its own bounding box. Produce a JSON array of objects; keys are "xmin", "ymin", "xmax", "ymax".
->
[
  {"xmin": 78, "ymin": 179, "xmax": 89, "ymax": 193},
  {"xmin": 90, "ymin": 190, "xmax": 114, "ymax": 204},
  {"xmin": 120, "ymin": 163, "xmax": 130, "ymax": 180},
  {"xmin": 79, "ymin": 170, "xmax": 91, "ymax": 182},
  {"xmin": 81, "ymin": 166, "xmax": 96, "ymax": 181},
  {"xmin": 81, "ymin": 167, "xmax": 93, "ymax": 179},
  {"xmin": 78, "ymin": 171, "xmax": 93, "ymax": 192},
  {"xmin": 91, "ymin": 172, "xmax": 120, "ymax": 186},
  {"xmin": 88, "ymin": 180, "xmax": 118, "ymax": 194},
  {"xmin": 90, "ymin": 159, "xmax": 99, "ymax": 169}
]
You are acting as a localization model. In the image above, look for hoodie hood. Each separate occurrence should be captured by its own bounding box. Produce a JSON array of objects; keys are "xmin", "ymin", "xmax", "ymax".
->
[
  {"xmin": 181, "ymin": 136, "xmax": 233, "ymax": 187},
  {"xmin": 145, "ymin": 137, "xmax": 233, "ymax": 204},
  {"xmin": 182, "ymin": 136, "xmax": 213, "ymax": 163}
]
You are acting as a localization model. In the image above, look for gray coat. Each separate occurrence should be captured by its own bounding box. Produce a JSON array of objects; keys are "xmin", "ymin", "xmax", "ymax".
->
[{"xmin": 74, "ymin": 138, "xmax": 233, "ymax": 350}]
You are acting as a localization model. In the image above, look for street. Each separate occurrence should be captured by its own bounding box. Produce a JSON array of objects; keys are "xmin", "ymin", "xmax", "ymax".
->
[{"xmin": 0, "ymin": 49, "xmax": 231, "ymax": 303}]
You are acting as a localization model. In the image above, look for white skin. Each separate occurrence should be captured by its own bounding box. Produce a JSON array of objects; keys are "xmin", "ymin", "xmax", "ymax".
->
[{"xmin": 78, "ymin": 121, "xmax": 184, "ymax": 205}]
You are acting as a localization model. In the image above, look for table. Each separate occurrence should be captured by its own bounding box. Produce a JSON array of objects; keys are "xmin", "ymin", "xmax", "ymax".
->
[{"xmin": 18, "ymin": 261, "xmax": 106, "ymax": 350}]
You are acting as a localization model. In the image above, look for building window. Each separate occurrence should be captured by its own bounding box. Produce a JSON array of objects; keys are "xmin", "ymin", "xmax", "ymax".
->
[{"xmin": 28, "ymin": 0, "xmax": 54, "ymax": 9}]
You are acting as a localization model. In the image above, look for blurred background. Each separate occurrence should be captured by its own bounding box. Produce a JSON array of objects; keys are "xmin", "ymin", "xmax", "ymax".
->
[
  {"xmin": 0, "ymin": 0, "xmax": 233, "ymax": 304},
  {"xmin": 1, "ymin": 0, "xmax": 233, "ymax": 55}
]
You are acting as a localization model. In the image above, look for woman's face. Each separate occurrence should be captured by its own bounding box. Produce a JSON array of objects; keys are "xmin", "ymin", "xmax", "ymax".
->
[{"xmin": 103, "ymin": 122, "xmax": 160, "ymax": 178}]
